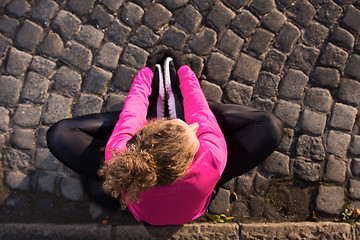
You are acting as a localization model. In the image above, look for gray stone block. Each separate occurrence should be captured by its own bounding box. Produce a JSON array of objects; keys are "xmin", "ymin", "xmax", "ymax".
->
[
  {"xmin": 294, "ymin": 158, "xmax": 321, "ymax": 182},
  {"xmin": 253, "ymin": 173, "xmax": 270, "ymax": 196},
  {"xmin": 176, "ymin": 5, "xmax": 202, "ymax": 33},
  {"xmin": 329, "ymin": 103, "xmax": 358, "ymax": 131},
  {"xmin": 120, "ymin": 2, "xmax": 144, "ymax": 27},
  {"xmin": 13, "ymin": 104, "xmax": 42, "ymax": 128},
  {"xmin": 104, "ymin": 93, "xmax": 127, "ymax": 112},
  {"xmin": 206, "ymin": 52, "xmax": 234, "ymax": 85},
  {"xmin": 316, "ymin": 0, "xmax": 343, "ymax": 27},
  {"xmin": 21, "ymin": 72, "xmax": 50, "ymax": 103},
  {"xmin": 278, "ymin": 128, "xmax": 294, "ymax": 152},
  {"xmin": 263, "ymin": 49, "xmax": 286, "ymax": 74},
  {"xmin": 249, "ymin": 196, "xmax": 265, "ymax": 217},
  {"xmin": 0, "ymin": 134, "xmax": 4, "ymax": 148},
  {"xmin": 342, "ymin": 5, "xmax": 360, "ymax": 35},
  {"xmin": 6, "ymin": 0, "xmax": 30, "ymax": 17},
  {"xmin": 30, "ymin": 0, "xmax": 59, "ymax": 24},
  {"xmin": 95, "ymin": 42, "xmax": 122, "ymax": 70},
  {"xmin": 72, "ymin": 94, "xmax": 103, "ymax": 117},
  {"xmin": 113, "ymin": 65, "xmax": 138, "ymax": 92},
  {"xmin": 0, "ymin": 15, "xmax": 19, "ymax": 34},
  {"xmin": 201, "ymin": 80, "xmax": 222, "ymax": 102},
  {"xmin": 122, "ymin": 44, "xmax": 149, "ymax": 70},
  {"xmin": 288, "ymin": 44, "xmax": 320, "ymax": 75},
  {"xmin": 260, "ymin": 9, "xmax": 286, "ymax": 33},
  {"xmin": 29, "ymin": 56, "xmax": 56, "ymax": 77},
  {"xmin": 250, "ymin": 0, "xmax": 275, "ymax": 15},
  {"xmin": 67, "ymin": 0, "xmax": 96, "ymax": 16},
  {"xmin": 62, "ymin": 41, "xmax": 92, "ymax": 72},
  {"xmin": 0, "ymin": 32, "xmax": 12, "ymax": 59},
  {"xmin": 337, "ymin": 78, "xmax": 360, "ymax": 105},
  {"xmin": 218, "ymin": 29, "xmax": 244, "ymax": 58},
  {"xmin": 144, "ymin": 3, "xmax": 172, "ymax": 30},
  {"xmin": 209, "ymin": 188, "xmax": 230, "ymax": 214},
  {"xmin": 316, "ymin": 186, "xmax": 344, "ymax": 215},
  {"xmin": 299, "ymin": 109, "xmax": 327, "ymax": 136},
  {"xmin": 35, "ymin": 149, "xmax": 60, "ymax": 171},
  {"xmin": 248, "ymin": 28, "xmax": 274, "ymax": 54},
  {"xmin": 279, "ymin": 69, "xmax": 309, "ymax": 100},
  {"xmin": 52, "ymin": 66, "xmax": 82, "ymax": 97},
  {"xmin": 38, "ymin": 31, "xmax": 64, "ymax": 58},
  {"xmin": 75, "ymin": 25, "xmax": 104, "ymax": 49},
  {"xmin": 325, "ymin": 155, "xmax": 346, "ymax": 184},
  {"xmin": 255, "ymin": 71, "xmax": 281, "ymax": 99},
  {"xmin": 3, "ymin": 148, "xmax": 31, "ymax": 170},
  {"xmin": 296, "ymin": 134, "xmax": 325, "ymax": 161},
  {"xmin": 52, "ymin": 10, "xmax": 81, "ymax": 41},
  {"xmin": 0, "ymin": 75, "xmax": 22, "ymax": 106},
  {"xmin": 89, "ymin": 202, "xmax": 105, "ymax": 219},
  {"xmin": 85, "ymin": 66, "xmax": 112, "ymax": 95},
  {"xmin": 132, "ymin": 0, "xmax": 151, "ymax": 7},
  {"xmin": 304, "ymin": 87, "xmax": 332, "ymax": 112},
  {"xmin": 60, "ymin": 177, "xmax": 83, "ymax": 201},
  {"xmin": 326, "ymin": 130, "xmax": 351, "ymax": 158},
  {"xmin": 261, "ymin": 151, "xmax": 290, "ymax": 176},
  {"xmin": 310, "ymin": 67, "xmax": 340, "ymax": 89},
  {"xmin": 232, "ymin": 201, "xmax": 249, "ymax": 218},
  {"xmin": 351, "ymin": 136, "xmax": 360, "ymax": 156},
  {"xmin": 251, "ymin": 97, "xmax": 274, "ymax": 112},
  {"xmin": 320, "ymin": 43, "xmax": 349, "ymax": 70},
  {"xmin": 349, "ymin": 179, "xmax": 360, "ymax": 200},
  {"xmin": 161, "ymin": 26, "xmax": 187, "ymax": 50},
  {"xmin": 345, "ymin": 54, "xmax": 360, "ymax": 80},
  {"xmin": 36, "ymin": 126, "xmax": 49, "ymax": 148},
  {"xmin": 224, "ymin": 81, "xmax": 253, "ymax": 105},
  {"xmin": 232, "ymin": 10, "xmax": 259, "ymax": 38},
  {"xmin": 224, "ymin": 0, "xmax": 249, "ymax": 9},
  {"xmin": 273, "ymin": 99, "xmax": 301, "ymax": 128},
  {"xmin": 106, "ymin": 19, "xmax": 131, "ymax": 46},
  {"xmin": 43, "ymin": 93, "xmax": 72, "ymax": 125},
  {"xmin": 193, "ymin": 0, "xmax": 217, "ymax": 12},
  {"xmin": 288, "ymin": 0, "xmax": 316, "ymax": 27},
  {"xmin": 103, "ymin": 0, "xmax": 124, "ymax": 13},
  {"xmin": 183, "ymin": 54, "xmax": 204, "ymax": 78},
  {"xmin": 276, "ymin": 23, "xmax": 300, "ymax": 53},
  {"xmin": 5, "ymin": 171, "xmax": 31, "ymax": 191},
  {"xmin": 233, "ymin": 53, "xmax": 262, "ymax": 83},
  {"xmin": 351, "ymin": 158, "xmax": 360, "ymax": 177},
  {"xmin": 130, "ymin": 25, "xmax": 159, "ymax": 49},
  {"xmin": 6, "ymin": 47, "xmax": 32, "ymax": 76},
  {"xmin": 188, "ymin": 27, "xmax": 217, "ymax": 55},
  {"xmin": 330, "ymin": 27, "xmax": 354, "ymax": 50},
  {"xmin": 0, "ymin": 0, "xmax": 9, "ymax": 8},
  {"xmin": 163, "ymin": 0, "xmax": 188, "ymax": 10},
  {"xmin": 11, "ymin": 129, "xmax": 35, "ymax": 150},
  {"xmin": 0, "ymin": 106, "xmax": 9, "ymax": 131},
  {"xmin": 206, "ymin": 1, "xmax": 235, "ymax": 32},
  {"xmin": 90, "ymin": 4, "xmax": 114, "ymax": 29},
  {"xmin": 303, "ymin": 22, "xmax": 329, "ymax": 46},
  {"xmin": 236, "ymin": 175, "xmax": 253, "ymax": 197},
  {"xmin": 37, "ymin": 173, "xmax": 57, "ymax": 194}
]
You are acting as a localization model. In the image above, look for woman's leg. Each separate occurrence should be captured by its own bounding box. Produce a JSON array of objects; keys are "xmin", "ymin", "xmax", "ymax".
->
[
  {"xmin": 46, "ymin": 112, "xmax": 120, "ymax": 180},
  {"xmin": 209, "ymin": 102, "xmax": 284, "ymax": 186}
]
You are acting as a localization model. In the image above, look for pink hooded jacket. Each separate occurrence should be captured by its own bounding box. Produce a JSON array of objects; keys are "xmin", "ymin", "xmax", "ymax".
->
[{"xmin": 105, "ymin": 65, "xmax": 227, "ymax": 225}]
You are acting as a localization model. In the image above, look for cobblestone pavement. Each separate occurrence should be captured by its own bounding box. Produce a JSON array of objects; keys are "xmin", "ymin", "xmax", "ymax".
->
[{"xmin": 0, "ymin": 0, "xmax": 360, "ymax": 227}]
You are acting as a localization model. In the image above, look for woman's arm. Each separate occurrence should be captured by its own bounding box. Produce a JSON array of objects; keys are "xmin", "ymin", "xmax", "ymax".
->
[{"xmin": 105, "ymin": 67, "xmax": 153, "ymax": 161}]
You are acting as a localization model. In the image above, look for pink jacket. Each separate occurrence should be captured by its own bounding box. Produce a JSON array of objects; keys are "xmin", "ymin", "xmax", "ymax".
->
[{"xmin": 105, "ymin": 66, "xmax": 227, "ymax": 225}]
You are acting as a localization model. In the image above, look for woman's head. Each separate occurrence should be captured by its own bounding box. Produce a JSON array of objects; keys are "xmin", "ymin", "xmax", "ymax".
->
[{"xmin": 98, "ymin": 118, "xmax": 199, "ymax": 208}]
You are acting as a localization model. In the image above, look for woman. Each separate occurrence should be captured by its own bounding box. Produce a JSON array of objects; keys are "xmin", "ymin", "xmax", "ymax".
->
[{"xmin": 47, "ymin": 50, "xmax": 284, "ymax": 225}]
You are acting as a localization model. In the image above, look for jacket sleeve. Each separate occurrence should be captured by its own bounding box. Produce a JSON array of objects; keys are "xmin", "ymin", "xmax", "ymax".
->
[
  {"xmin": 105, "ymin": 67, "xmax": 153, "ymax": 162},
  {"xmin": 178, "ymin": 65, "xmax": 227, "ymax": 173}
]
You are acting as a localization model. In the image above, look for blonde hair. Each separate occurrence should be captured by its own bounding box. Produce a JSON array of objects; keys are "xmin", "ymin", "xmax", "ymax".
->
[{"xmin": 98, "ymin": 119, "xmax": 195, "ymax": 208}]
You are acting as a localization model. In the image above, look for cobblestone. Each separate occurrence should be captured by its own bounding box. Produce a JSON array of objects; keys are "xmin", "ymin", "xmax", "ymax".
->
[
  {"xmin": 130, "ymin": 25, "xmax": 159, "ymax": 49},
  {"xmin": 260, "ymin": 9, "xmax": 286, "ymax": 33},
  {"xmin": 320, "ymin": 43, "xmax": 348, "ymax": 70},
  {"xmin": 90, "ymin": 4, "xmax": 114, "ymax": 29},
  {"xmin": 60, "ymin": 177, "xmax": 83, "ymax": 201},
  {"xmin": 249, "ymin": 28, "xmax": 274, "ymax": 54},
  {"xmin": 120, "ymin": 2, "xmax": 144, "ymax": 27},
  {"xmin": 261, "ymin": 151, "xmax": 290, "ymax": 176},
  {"xmin": 232, "ymin": 10, "xmax": 259, "ymax": 38},
  {"xmin": 255, "ymin": 71, "xmax": 281, "ymax": 99},
  {"xmin": 67, "ymin": 0, "xmax": 96, "ymax": 16},
  {"xmin": 351, "ymin": 158, "xmax": 360, "ymax": 177},
  {"xmin": 121, "ymin": 43, "xmax": 148, "ymax": 70},
  {"xmin": 201, "ymin": 80, "xmax": 223, "ymax": 102},
  {"xmin": 224, "ymin": 81, "xmax": 253, "ymax": 105},
  {"xmin": 36, "ymin": 126, "xmax": 49, "ymax": 148},
  {"xmin": 0, "ymin": 34, "xmax": 11, "ymax": 61},
  {"xmin": 30, "ymin": 0, "xmax": 59, "ymax": 25},
  {"xmin": 0, "ymin": 15, "xmax": 19, "ymax": 35},
  {"xmin": 0, "ymin": 106, "xmax": 9, "ymax": 132},
  {"xmin": 316, "ymin": 186, "xmax": 344, "ymax": 215},
  {"xmin": 250, "ymin": 0, "xmax": 276, "ymax": 16},
  {"xmin": 325, "ymin": 155, "xmax": 346, "ymax": 183},
  {"xmin": 253, "ymin": 174, "xmax": 270, "ymax": 196},
  {"xmin": 0, "ymin": 75, "xmax": 22, "ymax": 106},
  {"xmin": 132, "ymin": 0, "xmax": 151, "ymax": 7},
  {"xmin": 102, "ymin": 0, "xmax": 124, "ymax": 13},
  {"xmin": 304, "ymin": 87, "xmax": 332, "ymax": 112},
  {"xmin": 326, "ymin": 130, "xmax": 351, "ymax": 158},
  {"xmin": 351, "ymin": 136, "xmax": 360, "ymax": 156},
  {"xmin": 35, "ymin": 149, "xmax": 60, "ymax": 171},
  {"xmin": 288, "ymin": 0, "xmax": 316, "ymax": 27},
  {"xmin": 52, "ymin": 66, "xmax": 82, "ymax": 97},
  {"xmin": 330, "ymin": 27, "xmax": 354, "ymax": 51},
  {"xmin": 233, "ymin": 53, "xmax": 262, "ymax": 83},
  {"xmin": 316, "ymin": 0, "xmax": 343, "ymax": 26},
  {"xmin": 6, "ymin": 47, "xmax": 32, "ymax": 76},
  {"xmin": 278, "ymin": 128, "xmax": 294, "ymax": 152},
  {"xmin": 192, "ymin": 0, "xmax": 217, "ymax": 12},
  {"xmin": 342, "ymin": 5, "xmax": 360, "ymax": 35},
  {"xmin": 144, "ymin": 3, "xmax": 172, "ymax": 31},
  {"xmin": 29, "ymin": 56, "xmax": 56, "ymax": 78},
  {"xmin": 310, "ymin": 67, "xmax": 340, "ymax": 89},
  {"xmin": 206, "ymin": 2, "xmax": 235, "ymax": 32},
  {"xmin": 329, "ymin": 103, "xmax": 358, "ymax": 131},
  {"xmin": 5, "ymin": 171, "xmax": 31, "ymax": 191},
  {"xmin": 38, "ymin": 31, "xmax": 64, "ymax": 58},
  {"xmin": 249, "ymin": 196, "xmax": 265, "ymax": 217},
  {"xmin": 3, "ymin": 148, "xmax": 31, "ymax": 170},
  {"xmin": 176, "ymin": 5, "xmax": 202, "ymax": 33},
  {"xmin": 104, "ymin": 93, "xmax": 126, "ymax": 112},
  {"xmin": 163, "ymin": 0, "xmax": 188, "ymax": 10},
  {"xmin": 161, "ymin": 26, "xmax": 187, "ymax": 50},
  {"xmin": 75, "ymin": 25, "xmax": 104, "ymax": 50},
  {"xmin": 251, "ymin": 98, "xmax": 274, "ymax": 112},
  {"xmin": 95, "ymin": 42, "xmax": 122, "ymax": 70},
  {"xmin": 273, "ymin": 99, "xmax": 301, "ymax": 128},
  {"xmin": 84, "ymin": 66, "xmax": 112, "ymax": 95},
  {"xmin": 188, "ymin": 27, "xmax": 217, "ymax": 55},
  {"xmin": 276, "ymin": 22, "xmax": 301, "ymax": 53},
  {"xmin": 218, "ymin": 29, "xmax": 244, "ymax": 58},
  {"xmin": 113, "ymin": 65, "xmax": 138, "ymax": 92},
  {"xmin": 303, "ymin": 22, "xmax": 329, "ymax": 46},
  {"xmin": 279, "ymin": 69, "xmax": 309, "ymax": 100},
  {"xmin": 6, "ymin": 0, "xmax": 30, "ymax": 18},
  {"xmin": 263, "ymin": 49, "xmax": 286, "ymax": 74},
  {"xmin": 62, "ymin": 41, "xmax": 92, "ymax": 72},
  {"xmin": 345, "ymin": 54, "xmax": 360, "ymax": 80},
  {"xmin": 294, "ymin": 158, "xmax": 321, "ymax": 182},
  {"xmin": 21, "ymin": 72, "xmax": 50, "ymax": 103},
  {"xmin": 52, "ymin": 10, "xmax": 81, "ymax": 41},
  {"xmin": 13, "ymin": 104, "xmax": 42, "ymax": 128},
  {"xmin": 183, "ymin": 53, "xmax": 204, "ymax": 78},
  {"xmin": 209, "ymin": 188, "xmax": 230, "ymax": 214},
  {"xmin": 37, "ymin": 173, "xmax": 57, "ymax": 194},
  {"xmin": 349, "ymin": 179, "xmax": 360, "ymax": 200},
  {"xmin": 296, "ymin": 134, "xmax": 326, "ymax": 161},
  {"xmin": 72, "ymin": 94, "xmax": 103, "ymax": 117},
  {"xmin": 11, "ymin": 129, "xmax": 35, "ymax": 150},
  {"xmin": 206, "ymin": 52, "xmax": 234, "ymax": 85},
  {"xmin": 288, "ymin": 44, "xmax": 320, "ymax": 75},
  {"xmin": 43, "ymin": 93, "xmax": 72, "ymax": 125},
  {"xmin": 337, "ymin": 78, "xmax": 360, "ymax": 105}
]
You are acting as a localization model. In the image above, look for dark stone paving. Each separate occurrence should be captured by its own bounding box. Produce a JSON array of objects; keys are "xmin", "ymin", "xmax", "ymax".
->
[{"xmin": 0, "ymin": 0, "xmax": 359, "ymax": 226}]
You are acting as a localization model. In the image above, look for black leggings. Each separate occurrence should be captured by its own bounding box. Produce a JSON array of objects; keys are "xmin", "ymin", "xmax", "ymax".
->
[{"xmin": 46, "ymin": 102, "xmax": 284, "ymax": 186}]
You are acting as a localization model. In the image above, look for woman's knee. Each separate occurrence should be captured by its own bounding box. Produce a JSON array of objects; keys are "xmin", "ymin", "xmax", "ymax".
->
[
  {"xmin": 258, "ymin": 111, "xmax": 284, "ymax": 146},
  {"xmin": 46, "ymin": 119, "xmax": 72, "ymax": 149}
]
